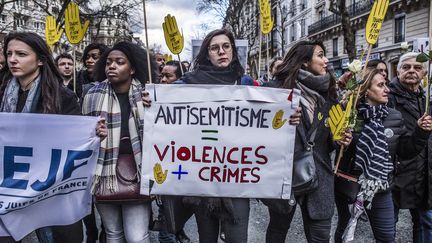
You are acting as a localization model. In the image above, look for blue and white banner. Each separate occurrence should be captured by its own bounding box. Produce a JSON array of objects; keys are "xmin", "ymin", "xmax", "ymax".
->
[{"xmin": 0, "ymin": 113, "xmax": 100, "ymax": 240}]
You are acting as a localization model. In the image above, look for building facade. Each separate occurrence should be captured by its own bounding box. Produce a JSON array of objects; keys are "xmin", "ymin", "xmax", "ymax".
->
[
  {"xmin": 0, "ymin": 0, "xmax": 132, "ymax": 57},
  {"xmin": 307, "ymin": 0, "xmax": 429, "ymax": 78}
]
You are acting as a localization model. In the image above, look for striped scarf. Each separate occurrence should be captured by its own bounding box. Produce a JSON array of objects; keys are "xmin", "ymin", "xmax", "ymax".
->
[
  {"xmin": 355, "ymin": 103, "xmax": 391, "ymax": 207},
  {"xmin": 82, "ymin": 79, "xmax": 145, "ymax": 194}
]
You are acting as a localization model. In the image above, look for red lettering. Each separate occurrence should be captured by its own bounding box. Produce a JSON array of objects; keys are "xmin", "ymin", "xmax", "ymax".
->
[
  {"xmin": 227, "ymin": 147, "xmax": 239, "ymax": 164},
  {"xmin": 227, "ymin": 167, "xmax": 239, "ymax": 183},
  {"xmin": 177, "ymin": 147, "xmax": 191, "ymax": 161},
  {"xmin": 213, "ymin": 147, "xmax": 226, "ymax": 163},
  {"xmin": 202, "ymin": 146, "xmax": 212, "ymax": 163},
  {"xmin": 240, "ymin": 168, "xmax": 250, "ymax": 183},
  {"xmin": 241, "ymin": 147, "xmax": 253, "ymax": 164},
  {"xmin": 154, "ymin": 145, "xmax": 169, "ymax": 161},
  {"xmin": 255, "ymin": 146, "xmax": 268, "ymax": 164},
  {"xmin": 250, "ymin": 167, "xmax": 260, "ymax": 183},
  {"xmin": 210, "ymin": 167, "xmax": 221, "ymax": 182},
  {"xmin": 199, "ymin": 167, "xmax": 209, "ymax": 181},
  {"xmin": 191, "ymin": 146, "xmax": 201, "ymax": 162}
]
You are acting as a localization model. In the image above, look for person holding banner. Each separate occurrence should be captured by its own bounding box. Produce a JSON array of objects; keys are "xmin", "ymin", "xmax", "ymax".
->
[
  {"xmin": 0, "ymin": 32, "xmax": 85, "ymax": 242},
  {"xmin": 265, "ymin": 40, "xmax": 352, "ymax": 242},
  {"xmin": 180, "ymin": 28, "xmax": 252, "ymax": 243},
  {"xmin": 82, "ymin": 41, "xmax": 156, "ymax": 243},
  {"xmin": 334, "ymin": 68, "xmax": 432, "ymax": 242}
]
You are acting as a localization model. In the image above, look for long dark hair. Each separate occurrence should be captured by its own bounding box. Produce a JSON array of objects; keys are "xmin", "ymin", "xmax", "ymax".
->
[
  {"xmin": 274, "ymin": 40, "xmax": 337, "ymax": 100},
  {"xmin": 0, "ymin": 32, "xmax": 62, "ymax": 113},
  {"xmin": 192, "ymin": 29, "xmax": 244, "ymax": 78},
  {"xmin": 93, "ymin": 41, "xmax": 157, "ymax": 84}
]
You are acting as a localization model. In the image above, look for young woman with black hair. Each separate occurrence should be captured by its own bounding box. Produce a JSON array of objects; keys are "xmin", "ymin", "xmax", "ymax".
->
[
  {"xmin": 82, "ymin": 41, "xmax": 156, "ymax": 243},
  {"xmin": 0, "ymin": 32, "xmax": 95, "ymax": 243},
  {"xmin": 265, "ymin": 40, "xmax": 352, "ymax": 242}
]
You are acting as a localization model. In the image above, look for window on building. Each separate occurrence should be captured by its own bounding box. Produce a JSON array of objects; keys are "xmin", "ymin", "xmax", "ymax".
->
[
  {"xmin": 318, "ymin": 10, "xmax": 324, "ymax": 21},
  {"xmin": 290, "ymin": 0, "xmax": 295, "ymax": 16},
  {"xmin": 300, "ymin": 19, "xmax": 306, "ymax": 37},
  {"xmin": 394, "ymin": 15, "xmax": 405, "ymax": 43},
  {"xmin": 290, "ymin": 22, "xmax": 296, "ymax": 41},
  {"xmin": 333, "ymin": 38, "xmax": 338, "ymax": 57},
  {"xmin": 14, "ymin": 16, "xmax": 26, "ymax": 27},
  {"xmin": 0, "ymin": 15, "xmax": 6, "ymax": 24},
  {"xmin": 300, "ymin": 0, "xmax": 307, "ymax": 11},
  {"xmin": 16, "ymin": 0, "xmax": 27, "ymax": 8}
]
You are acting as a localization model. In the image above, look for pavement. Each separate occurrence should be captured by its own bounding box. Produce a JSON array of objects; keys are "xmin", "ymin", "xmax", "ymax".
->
[{"xmin": 22, "ymin": 199, "xmax": 414, "ymax": 242}]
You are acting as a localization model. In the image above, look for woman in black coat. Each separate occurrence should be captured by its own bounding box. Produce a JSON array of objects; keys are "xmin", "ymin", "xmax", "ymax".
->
[
  {"xmin": 0, "ymin": 32, "xmax": 88, "ymax": 243},
  {"xmin": 265, "ymin": 40, "xmax": 352, "ymax": 243},
  {"xmin": 334, "ymin": 68, "xmax": 432, "ymax": 242}
]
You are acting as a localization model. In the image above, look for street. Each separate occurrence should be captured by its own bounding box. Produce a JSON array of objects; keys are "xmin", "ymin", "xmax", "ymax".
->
[{"xmin": 22, "ymin": 199, "xmax": 414, "ymax": 242}]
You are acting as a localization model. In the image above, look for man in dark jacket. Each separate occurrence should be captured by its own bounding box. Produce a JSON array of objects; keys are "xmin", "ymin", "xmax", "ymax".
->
[{"xmin": 388, "ymin": 52, "xmax": 432, "ymax": 243}]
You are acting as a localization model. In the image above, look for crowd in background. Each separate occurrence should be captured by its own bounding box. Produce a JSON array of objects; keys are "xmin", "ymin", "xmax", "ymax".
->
[{"xmin": 0, "ymin": 28, "xmax": 431, "ymax": 243}]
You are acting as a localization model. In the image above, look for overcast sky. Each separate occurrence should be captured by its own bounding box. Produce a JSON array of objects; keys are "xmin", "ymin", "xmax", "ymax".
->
[{"xmin": 138, "ymin": 0, "xmax": 222, "ymax": 61}]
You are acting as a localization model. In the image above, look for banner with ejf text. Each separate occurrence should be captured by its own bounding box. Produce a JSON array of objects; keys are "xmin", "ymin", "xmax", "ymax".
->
[
  {"xmin": 0, "ymin": 113, "xmax": 100, "ymax": 240},
  {"xmin": 141, "ymin": 84, "xmax": 299, "ymax": 199}
]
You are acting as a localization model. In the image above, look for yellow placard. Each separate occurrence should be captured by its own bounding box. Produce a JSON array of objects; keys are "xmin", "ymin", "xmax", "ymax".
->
[
  {"xmin": 329, "ymin": 94, "xmax": 354, "ymax": 141},
  {"xmin": 365, "ymin": 0, "xmax": 389, "ymax": 45},
  {"xmin": 162, "ymin": 14, "xmax": 184, "ymax": 55},
  {"xmin": 164, "ymin": 54, "xmax": 173, "ymax": 62},
  {"xmin": 260, "ymin": 0, "xmax": 273, "ymax": 34},
  {"xmin": 258, "ymin": 0, "xmax": 270, "ymax": 15},
  {"xmin": 261, "ymin": 15, "xmax": 273, "ymax": 34},
  {"xmin": 64, "ymin": 2, "xmax": 89, "ymax": 45},
  {"xmin": 45, "ymin": 16, "xmax": 63, "ymax": 46}
]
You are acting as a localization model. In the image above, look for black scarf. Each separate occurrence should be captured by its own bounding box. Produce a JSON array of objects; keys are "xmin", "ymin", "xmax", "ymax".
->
[
  {"xmin": 182, "ymin": 65, "xmax": 241, "ymax": 85},
  {"xmin": 355, "ymin": 103, "xmax": 391, "ymax": 207},
  {"xmin": 296, "ymin": 69, "xmax": 331, "ymax": 121}
]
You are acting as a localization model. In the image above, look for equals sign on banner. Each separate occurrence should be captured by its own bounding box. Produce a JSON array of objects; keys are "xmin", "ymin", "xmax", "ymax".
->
[{"xmin": 201, "ymin": 130, "xmax": 218, "ymax": 141}]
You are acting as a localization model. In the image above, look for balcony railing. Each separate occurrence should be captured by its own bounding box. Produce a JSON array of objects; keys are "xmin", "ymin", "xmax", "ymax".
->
[{"xmin": 308, "ymin": 0, "xmax": 373, "ymax": 35}]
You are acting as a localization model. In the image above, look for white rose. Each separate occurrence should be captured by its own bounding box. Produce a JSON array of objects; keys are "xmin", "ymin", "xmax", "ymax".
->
[
  {"xmin": 400, "ymin": 41, "xmax": 409, "ymax": 50},
  {"xmin": 347, "ymin": 59, "xmax": 362, "ymax": 73}
]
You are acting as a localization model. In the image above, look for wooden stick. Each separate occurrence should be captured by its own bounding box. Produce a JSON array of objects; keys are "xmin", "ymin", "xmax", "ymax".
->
[
  {"xmin": 142, "ymin": 0, "xmax": 152, "ymax": 84},
  {"xmin": 334, "ymin": 144, "xmax": 345, "ymax": 173},
  {"xmin": 178, "ymin": 54, "xmax": 184, "ymax": 75},
  {"xmin": 73, "ymin": 46, "xmax": 76, "ymax": 94},
  {"xmin": 258, "ymin": 32, "xmax": 262, "ymax": 79},
  {"xmin": 334, "ymin": 45, "xmax": 372, "ymax": 173},
  {"xmin": 266, "ymin": 34, "xmax": 270, "ymax": 80}
]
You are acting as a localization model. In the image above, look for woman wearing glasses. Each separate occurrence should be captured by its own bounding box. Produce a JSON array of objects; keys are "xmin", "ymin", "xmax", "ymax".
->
[{"xmin": 181, "ymin": 29, "xmax": 250, "ymax": 243}]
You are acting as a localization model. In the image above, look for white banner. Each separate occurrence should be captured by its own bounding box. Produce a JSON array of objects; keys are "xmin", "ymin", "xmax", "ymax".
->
[
  {"xmin": 0, "ymin": 113, "xmax": 100, "ymax": 240},
  {"xmin": 141, "ymin": 84, "xmax": 299, "ymax": 199}
]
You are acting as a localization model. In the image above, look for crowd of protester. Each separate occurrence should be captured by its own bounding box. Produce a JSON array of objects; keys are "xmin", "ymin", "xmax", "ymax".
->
[{"xmin": 0, "ymin": 28, "xmax": 431, "ymax": 243}]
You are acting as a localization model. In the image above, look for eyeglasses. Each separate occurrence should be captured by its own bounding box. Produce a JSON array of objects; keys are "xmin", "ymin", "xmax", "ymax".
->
[
  {"xmin": 208, "ymin": 43, "xmax": 232, "ymax": 54},
  {"xmin": 86, "ymin": 53, "xmax": 101, "ymax": 61},
  {"xmin": 401, "ymin": 64, "xmax": 424, "ymax": 72}
]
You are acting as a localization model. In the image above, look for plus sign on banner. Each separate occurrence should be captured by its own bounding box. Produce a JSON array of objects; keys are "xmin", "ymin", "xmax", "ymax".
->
[{"xmin": 140, "ymin": 84, "xmax": 299, "ymax": 199}]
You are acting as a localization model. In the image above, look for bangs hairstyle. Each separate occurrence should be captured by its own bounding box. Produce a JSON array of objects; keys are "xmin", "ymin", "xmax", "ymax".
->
[
  {"xmin": 0, "ymin": 32, "xmax": 62, "ymax": 113},
  {"xmin": 274, "ymin": 40, "xmax": 337, "ymax": 100},
  {"xmin": 92, "ymin": 41, "xmax": 157, "ymax": 84},
  {"xmin": 192, "ymin": 29, "xmax": 244, "ymax": 78}
]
